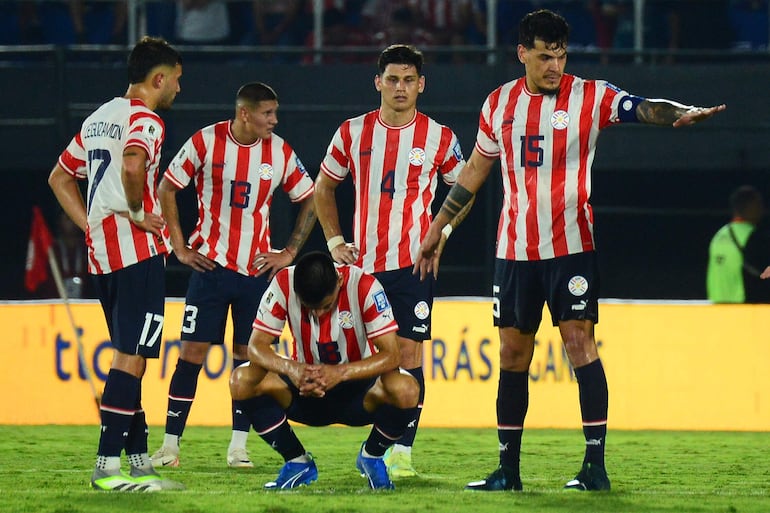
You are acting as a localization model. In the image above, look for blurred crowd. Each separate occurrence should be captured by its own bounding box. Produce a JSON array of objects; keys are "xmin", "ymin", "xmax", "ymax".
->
[{"xmin": 1, "ymin": 1, "xmax": 767, "ymax": 59}]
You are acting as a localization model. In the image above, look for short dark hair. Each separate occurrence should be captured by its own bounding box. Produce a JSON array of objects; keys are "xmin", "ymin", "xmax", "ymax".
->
[
  {"xmin": 127, "ymin": 36, "xmax": 181, "ymax": 84},
  {"xmin": 730, "ymin": 185, "xmax": 763, "ymax": 216},
  {"xmin": 294, "ymin": 252, "xmax": 339, "ymax": 306},
  {"xmin": 378, "ymin": 44, "xmax": 423, "ymax": 75},
  {"xmin": 519, "ymin": 9, "xmax": 569, "ymax": 50},
  {"xmin": 236, "ymin": 82, "xmax": 278, "ymax": 106}
]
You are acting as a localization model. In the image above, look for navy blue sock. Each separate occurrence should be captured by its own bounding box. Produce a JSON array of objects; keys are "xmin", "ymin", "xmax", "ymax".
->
[
  {"xmin": 497, "ymin": 370, "xmax": 528, "ymax": 474},
  {"xmin": 239, "ymin": 395, "xmax": 304, "ymax": 461},
  {"xmin": 365, "ymin": 403, "xmax": 415, "ymax": 457},
  {"xmin": 98, "ymin": 369, "xmax": 140, "ymax": 457},
  {"xmin": 575, "ymin": 359, "xmax": 608, "ymax": 467},
  {"xmin": 124, "ymin": 384, "xmax": 148, "ymax": 455},
  {"xmin": 165, "ymin": 358, "xmax": 202, "ymax": 437},
  {"xmin": 231, "ymin": 358, "xmax": 251, "ymax": 432},
  {"xmin": 397, "ymin": 366, "xmax": 424, "ymax": 447}
]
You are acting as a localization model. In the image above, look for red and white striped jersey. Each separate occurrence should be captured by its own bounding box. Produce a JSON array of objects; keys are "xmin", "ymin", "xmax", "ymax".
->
[
  {"xmin": 321, "ymin": 110, "xmax": 464, "ymax": 272},
  {"xmin": 476, "ymin": 74, "xmax": 631, "ymax": 261},
  {"xmin": 254, "ymin": 265, "xmax": 398, "ymax": 364},
  {"xmin": 163, "ymin": 121, "xmax": 314, "ymax": 276},
  {"xmin": 58, "ymin": 97, "xmax": 168, "ymax": 274}
]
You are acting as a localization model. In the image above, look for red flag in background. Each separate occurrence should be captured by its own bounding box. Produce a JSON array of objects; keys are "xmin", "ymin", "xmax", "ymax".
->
[{"xmin": 25, "ymin": 206, "xmax": 53, "ymax": 292}]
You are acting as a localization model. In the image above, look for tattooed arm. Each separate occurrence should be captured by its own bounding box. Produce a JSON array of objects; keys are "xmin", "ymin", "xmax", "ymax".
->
[{"xmin": 636, "ymin": 99, "xmax": 726, "ymax": 128}]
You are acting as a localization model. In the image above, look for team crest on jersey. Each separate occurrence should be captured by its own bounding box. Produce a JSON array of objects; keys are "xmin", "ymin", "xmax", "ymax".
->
[
  {"xmin": 413, "ymin": 301, "xmax": 430, "ymax": 320},
  {"xmin": 295, "ymin": 156, "xmax": 307, "ymax": 174},
  {"xmin": 141, "ymin": 120, "xmax": 161, "ymax": 144},
  {"xmin": 408, "ymin": 147, "xmax": 426, "ymax": 166},
  {"xmin": 567, "ymin": 276, "xmax": 589, "ymax": 296},
  {"xmin": 338, "ymin": 310, "xmax": 354, "ymax": 329},
  {"xmin": 452, "ymin": 141, "xmax": 464, "ymax": 162},
  {"xmin": 373, "ymin": 290, "xmax": 390, "ymax": 312},
  {"xmin": 551, "ymin": 110, "xmax": 570, "ymax": 130},
  {"xmin": 258, "ymin": 163, "xmax": 274, "ymax": 180}
]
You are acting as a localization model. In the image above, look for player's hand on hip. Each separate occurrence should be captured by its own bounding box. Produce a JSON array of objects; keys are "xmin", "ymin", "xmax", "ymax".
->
[
  {"xmin": 330, "ymin": 243, "xmax": 359, "ymax": 265},
  {"xmin": 252, "ymin": 250, "xmax": 292, "ymax": 280},
  {"xmin": 126, "ymin": 211, "xmax": 165, "ymax": 237},
  {"xmin": 176, "ymin": 245, "xmax": 216, "ymax": 273}
]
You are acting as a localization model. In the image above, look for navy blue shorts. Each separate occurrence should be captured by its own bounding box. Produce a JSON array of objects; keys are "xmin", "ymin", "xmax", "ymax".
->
[
  {"xmin": 281, "ymin": 374, "xmax": 376, "ymax": 427},
  {"xmin": 493, "ymin": 251, "xmax": 600, "ymax": 333},
  {"xmin": 180, "ymin": 265, "xmax": 269, "ymax": 345},
  {"xmin": 94, "ymin": 255, "xmax": 166, "ymax": 358},
  {"xmin": 374, "ymin": 267, "xmax": 434, "ymax": 341}
]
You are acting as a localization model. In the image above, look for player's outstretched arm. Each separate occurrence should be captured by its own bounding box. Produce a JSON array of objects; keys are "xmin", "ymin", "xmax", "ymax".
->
[{"xmin": 636, "ymin": 99, "xmax": 726, "ymax": 127}]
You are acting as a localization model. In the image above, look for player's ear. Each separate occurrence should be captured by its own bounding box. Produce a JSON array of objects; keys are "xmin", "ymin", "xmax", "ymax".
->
[
  {"xmin": 418, "ymin": 76, "xmax": 425, "ymax": 94},
  {"xmin": 374, "ymin": 74, "xmax": 382, "ymax": 92}
]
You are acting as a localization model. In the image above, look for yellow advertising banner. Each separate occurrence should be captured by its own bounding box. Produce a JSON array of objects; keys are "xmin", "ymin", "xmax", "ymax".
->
[{"xmin": 2, "ymin": 300, "xmax": 768, "ymax": 430}]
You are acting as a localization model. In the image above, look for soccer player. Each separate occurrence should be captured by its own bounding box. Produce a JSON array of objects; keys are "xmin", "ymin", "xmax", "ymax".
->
[
  {"xmin": 313, "ymin": 43, "xmax": 470, "ymax": 478},
  {"xmin": 229, "ymin": 251, "xmax": 419, "ymax": 490},
  {"xmin": 415, "ymin": 9, "xmax": 726, "ymax": 492},
  {"xmin": 151, "ymin": 82, "xmax": 316, "ymax": 469},
  {"xmin": 47, "ymin": 36, "xmax": 184, "ymax": 491}
]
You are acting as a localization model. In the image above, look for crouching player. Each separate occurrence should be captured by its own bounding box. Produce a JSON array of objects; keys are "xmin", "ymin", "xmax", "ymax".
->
[{"xmin": 229, "ymin": 251, "xmax": 419, "ymax": 489}]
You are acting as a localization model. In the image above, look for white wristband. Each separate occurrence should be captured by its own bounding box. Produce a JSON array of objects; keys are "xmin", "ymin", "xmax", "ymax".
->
[
  {"xmin": 129, "ymin": 208, "xmax": 145, "ymax": 223},
  {"xmin": 327, "ymin": 235, "xmax": 345, "ymax": 251},
  {"xmin": 441, "ymin": 224, "xmax": 453, "ymax": 239}
]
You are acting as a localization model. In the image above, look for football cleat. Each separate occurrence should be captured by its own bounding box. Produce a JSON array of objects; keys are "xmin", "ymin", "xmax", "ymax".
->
[
  {"xmin": 91, "ymin": 468, "xmax": 158, "ymax": 492},
  {"xmin": 227, "ymin": 447, "xmax": 254, "ymax": 468},
  {"xmin": 564, "ymin": 462, "xmax": 611, "ymax": 491},
  {"xmin": 264, "ymin": 455, "xmax": 318, "ymax": 490},
  {"xmin": 356, "ymin": 446, "xmax": 395, "ymax": 490},
  {"xmin": 383, "ymin": 446, "xmax": 417, "ymax": 478},
  {"xmin": 130, "ymin": 465, "xmax": 186, "ymax": 490},
  {"xmin": 465, "ymin": 465, "xmax": 522, "ymax": 491},
  {"xmin": 150, "ymin": 445, "xmax": 180, "ymax": 468}
]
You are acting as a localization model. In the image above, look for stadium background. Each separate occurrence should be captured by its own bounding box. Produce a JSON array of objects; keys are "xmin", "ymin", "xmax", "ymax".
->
[
  {"xmin": 3, "ymin": 0, "xmax": 770, "ymax": 301},
  {"xmin": 1, "ymin": 0, "xmax": 769, "ymax": 431}
]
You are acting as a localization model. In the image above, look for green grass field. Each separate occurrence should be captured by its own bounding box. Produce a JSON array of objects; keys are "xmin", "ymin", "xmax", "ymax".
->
[{"xmin": 1, "ymin": 425, "xmax": 767, "ymax": 513}]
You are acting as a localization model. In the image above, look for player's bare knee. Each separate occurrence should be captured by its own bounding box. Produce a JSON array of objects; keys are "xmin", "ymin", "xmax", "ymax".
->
[
  {"xmin": 229, "ymin": 365, "xmax": 256, "ymax": 400},
  {"xmin": 388, "ymin": 374, "xmax": 419, "ymax": 408}
]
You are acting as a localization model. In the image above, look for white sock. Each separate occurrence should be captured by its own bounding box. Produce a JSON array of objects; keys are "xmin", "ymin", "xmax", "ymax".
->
[
  {"xmin": 288, "ymin": 453, "xmax": 311, "ymax": 463},
  {"xmin": 163, "ymin": 433, "xmax": 180, "ymax": 448},
  {"xmin": 96, "ymin": 455, "xmax": 121, "ymax": 471},
  {"xmin": 391, "ymin": 444, "xmax": 412, "ymax": 456},
  {"xmin": 228, "ymin": 430, "xmax": 249, "ymax": 451}
]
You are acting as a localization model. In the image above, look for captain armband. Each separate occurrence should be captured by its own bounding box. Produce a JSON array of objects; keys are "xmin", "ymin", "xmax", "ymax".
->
[{"xmin": 617, "ymin": 95, "xmax": 646, "ymax": 123}]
